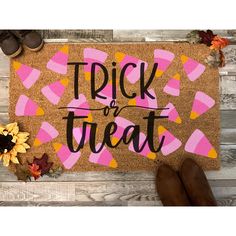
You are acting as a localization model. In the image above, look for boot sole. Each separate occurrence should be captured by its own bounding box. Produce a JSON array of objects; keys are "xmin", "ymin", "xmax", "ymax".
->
[
  {"xmin": 8, "ymin": 46, "xmax": 23, "ymax": 58},
  {"xmin": 25, "ymin": 40, "xmax": 44, "ymax": 52}
]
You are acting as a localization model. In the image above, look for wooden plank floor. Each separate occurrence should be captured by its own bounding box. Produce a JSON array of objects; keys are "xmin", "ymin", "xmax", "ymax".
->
[{"xmin": 1, "ymin": 30, "xmax": 236, "ymax": 206}]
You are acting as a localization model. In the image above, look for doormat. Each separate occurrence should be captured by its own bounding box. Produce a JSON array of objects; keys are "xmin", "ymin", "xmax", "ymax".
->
[{"xmin": 9, "ymin": 43, "xmax": 220, "ymax": 171}]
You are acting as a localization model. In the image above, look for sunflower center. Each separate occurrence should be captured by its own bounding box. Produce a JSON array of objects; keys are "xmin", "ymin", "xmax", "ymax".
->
[{"xmin": 0, "ymin": 134, "xmax": 15, "ymax": 154}]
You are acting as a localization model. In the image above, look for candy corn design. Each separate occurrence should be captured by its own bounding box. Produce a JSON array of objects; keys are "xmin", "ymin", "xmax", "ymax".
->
[
  {"xmin": 34, "ymin": 122, "xmax": 59, "ymax": 147},
  {"xmin": 15, "ymin": 95, "xmax": 44, "ymax": 116},
  {"xmin": 163, "ymin": 73, "xmax": 180, "ymax": 96},
  {"xmin": 83, "ymin": 48, "xmax": 108, "ymax": 81},
  {"xmin": 13, "ymin": 61, "xmax": 41, "ymax": 89},
  {"xmin": 89, "ymin": 143, "xmax": 118, "ymax": 168},
  {"xmin": 53, "ymin": 143, "xmax": 81, "ymax": 169},
  {"xmin": 158, "ymin": 126, "xmax": 182, "ymax": 156},
  {"xmin": 160, "ymin": 103, "xmax": 182, "ymax": 124},
  {"xmin": 128, "ymin": 89, "xmax": 158, "ymax": 109},
  {"xmin": 73, "ymin": 126, "xmax": 91, "ymax": 145},
  {"xmin": 67, "ymin": 94, "xmax": 92, "ymax": 122},
  {"xmin": 128, "ymin": 132, "xmax": 156, "ymax": 160},
  {"xmin": 190, "ymin": 91, "xmax": 215, "ymax": 120},
  {"xmin": 95, "ymin": 81, "xmax": 115, "ymax": 106},
  {"xmin": 111, "ymin": 116, "xmax": 134, "ymax": 145},
  {"xmin": 41, "ymin": 78, "xmax": 69, "ymax": 105},
  {"xmin": 181, "ymin": 55, "xmax": 205, "ymax": 81},
  {"xmin": 47, "ymin": 45, "xmax": 69, "ymax": 74},
  {"xmin": 185, "ymin": 129, "xmax": 217, "ymax": 158},
  {"xmin": 154, "ymin": 49, "xmax": 175, "ymax": 78},
  {"xmin": 115, "ymin": 52, "xmax": 148, "ymax": 84}
]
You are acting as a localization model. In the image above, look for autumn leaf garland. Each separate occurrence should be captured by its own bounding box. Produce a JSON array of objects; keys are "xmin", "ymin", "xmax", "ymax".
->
[
  {"xmin": 186, "ymin": 30, "xmax": 229, "ymax": 67},
  {"xmin": 15, "ymin": 153, "xmax": 55, "ymax": 181}
]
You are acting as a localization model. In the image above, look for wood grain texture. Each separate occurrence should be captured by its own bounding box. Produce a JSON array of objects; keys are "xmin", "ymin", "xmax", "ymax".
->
[
  {"xmin": 0, "ymin": 181, "xmax": 235, "ymax": 206},
  {"xmin": 41, "ymin": 30, "xmax": 113, "ymax": 40},
  {"xmin": 0, "ymin": 30, "xmax": 236, "ymax": 206},
  {"xmin": 113, "ymin": 30, "xmax": 236, "ymax": 42}
]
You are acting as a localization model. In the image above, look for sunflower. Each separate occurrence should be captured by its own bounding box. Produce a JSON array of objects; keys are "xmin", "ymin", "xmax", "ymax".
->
[{"xmin": 0, "ymin": 122, "xmax": 30, "ymax": 166}]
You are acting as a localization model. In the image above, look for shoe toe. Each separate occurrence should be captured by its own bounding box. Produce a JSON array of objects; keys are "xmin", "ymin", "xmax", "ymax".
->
[{"xmin": 23, "ymin": 32, "xmax": 43, "ymax": 50}]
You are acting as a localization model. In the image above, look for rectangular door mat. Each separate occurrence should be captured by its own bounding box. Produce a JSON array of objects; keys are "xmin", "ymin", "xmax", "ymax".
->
[{"xmin": 9, "ymin": 43, "xmax": 220, "ymax": 171}]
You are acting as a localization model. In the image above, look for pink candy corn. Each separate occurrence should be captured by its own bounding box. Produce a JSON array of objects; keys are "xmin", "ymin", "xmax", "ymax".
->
[
  {"xmin": 67, "ymin": 94, "xmax": 92, "ymax": 122},
  {"xmin": 115, "ymin": 52, "xmax": 148, "ymax": 84},
  {"xmin": 128, "ymin": 89, "xmax": 158, "ymax": 109},
  {"xmin": 163, "ymin": 73, "xmax": 180, "ymax": 96},
  {"xmin": 95, "ymin": 82, "xmax": 115, "ymax": 106},
  {"xmin": 181, "ymin": 55, "xmax": 205, "ymax": 81},
  {"xmin": 158, "ymin": 126, "xmax": 182, "ymax": 156},
  {"xmin": 41, "ymin": 78, "xmax": 69, "ymax": 105},
  {"xmin": 47, "ymin": 45, "xmax": 68, "ymax": 74},
  {"xmin": 13, "ymin": 61, "xmax": 41, "ymax": 89},
  {"xmin": 34, "ymin": 122, "xmax": 59, "ymax": 147},
  {"xmin": 190, "ymin": 91, "xmax": 215, "ymax": 119},
  {"xmin": 160, "ymin": 103, "xmax": 182, "ymax": 124},
  {"xmin": 89, "ymin": 143, "xmax": 118, "ymax": 168},
  {"xmin": 83, "ymin": 48, "xmax": 108, "ymax": 81},
  {"xmin": 185, "ymin": 129, "xmax": 217, "ymax": 158},
  {"xmin": 128, "ymin": 132, "xmax": 156, "ymax": 160},
  {"xmin": 111, "ymin": 116, "xmax": 134, "ymax": 145},
  {"xmin": 73, "ymin": 126, "xmax": 91, "ymax": 145},
  {"xmin": 15, "ymin": 95, "xmax": 44, "ymax": 116},
  {"xmin": 154, "ymin": 49, "xmax": 175, "ymax": 78},
  {"xmin": 53, "ymin": 143, "xmax": 81, "ymax": 169}
]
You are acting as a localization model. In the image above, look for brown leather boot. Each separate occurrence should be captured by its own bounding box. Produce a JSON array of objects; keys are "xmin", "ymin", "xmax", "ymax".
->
[
  {"xmin": 11, "ymin": 30, "xmax": 43, "ymax": 52},
  {"xmin": 0, "ymin": 30, "xmax": 22, "ymax": 58},
  {"xmin": 156, "ymin": 164, "xmax": 191, "ymax": 206},
  {"xmin": 179, "ymin": 158, "xmax": 217, "ymax": 206}
]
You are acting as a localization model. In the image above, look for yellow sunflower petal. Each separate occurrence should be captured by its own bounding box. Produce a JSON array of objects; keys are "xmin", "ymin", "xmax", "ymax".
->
[
  {"xmin": 22, "ymin": 143, "xmax": 30, "ymax": 149},
  {"xmin": 10, "ymin": 155, "xmax": 19, "ymax": 164},
  {"xmin": 14, "ymin": 144, "xmax": 26, "ymax": 153},
  {"xmin": 2, "ymin": 130, "xmax": 8, "ymax": 136},
  {"xmin": 16, "ymin": 137, "xmax": 28, "ymax": 144},
  {"xmin": 17, "ymin": 132, "xmax": 30, "ymax": 139},
  {"xmin": 6, "ymin": 122, "xmax": 18, "ymax": 133},
  {"xmin": 11, "ymin": 125, "xmax": 19, "ymax": 135},
  {"xmin": 11, "ymin": 136, "xmax": 17, "ymax": 143},
  {"xmin": 0, "ymin": 127, "xmax": 5, "ymax": 134},
  {"xmin": 10, "ymin": 148, "xmax": 17, "ymax": 157},
  {"xmin": 3, "ymin": 154, "xmax": 10, "ymax": 167}
]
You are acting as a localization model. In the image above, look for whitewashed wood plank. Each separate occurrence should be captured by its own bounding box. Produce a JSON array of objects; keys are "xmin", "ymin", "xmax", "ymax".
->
[
  {"xmin": 220, "ymin": 76, "xmax": 236, "ymax": 95},
  {"xmin": 221, "ymin": 129, "xmax": 236, "ymax": 144},
  {"xmin": 0, "ymin": 201, "xmax": 129, "ymax": 206},
  {"xmin": 221, "ymin": 94, "xmax": 236, "ymax": 110},
  {"xmin": 221, "ymin": 110, "xmax": 236, "ymax": 128},
  {"xmin": 0, "ymin": 198, "xmax": 234, "ymax": 206},
  {"xmin": 41, "ymin": 30, "xmax": 113, "ymax": 40},
  {"xmin": 0, "ymin": 182, "xmax": 75, "ymax": 201},
  {"xmin": 0, "ymin": 181, "xmax": 234, "ymax": 206},
  {"xmin": 0, "ymin": 50, "xmax": 9, "ymax": 77},
  {"xmin": 113, "ymin": 30, "xmax": 236, "ymax": 41},
  {"xmin": 0, "ymin": 113, "xmax": 8, "ymax": 124}
]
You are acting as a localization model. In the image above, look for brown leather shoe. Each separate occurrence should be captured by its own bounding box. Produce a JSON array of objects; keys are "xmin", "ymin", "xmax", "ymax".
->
[
  {"xmin": 179, "ymin": 158, "xmax": 217, "ymax": 206},
  {"xmin": 156, "ymin": 164, "xmax": 191, "ymax": 206},
  {"xmin": 11, "ymin": 30, "xmax": 43, "ymax": 52},
  {"xmin": 0, "ymin": 30, "xmax": 22, "ymax": 58}
]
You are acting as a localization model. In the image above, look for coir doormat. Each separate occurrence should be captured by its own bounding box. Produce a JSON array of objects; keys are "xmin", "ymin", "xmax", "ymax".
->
[{"xmin": 9, "ymin": 43, "xmax": 220, "ymax": 171}]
